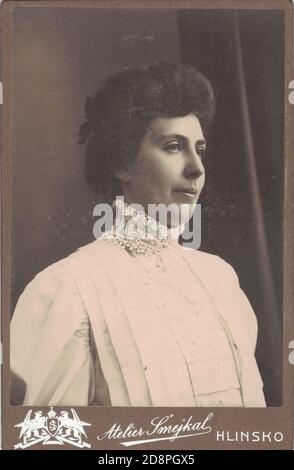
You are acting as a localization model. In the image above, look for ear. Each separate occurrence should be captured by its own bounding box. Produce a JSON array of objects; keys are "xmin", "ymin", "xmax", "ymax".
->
[{"xmin": 113, "ymin": 168, "xmax": 131, "ymax": 184}]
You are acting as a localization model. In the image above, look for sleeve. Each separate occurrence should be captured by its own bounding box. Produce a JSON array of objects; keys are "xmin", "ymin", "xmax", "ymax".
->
[
  {"xmin": 218, "ymin": 257, "xmax": 259, "ymax": 351},
  {"xmin": 218, "ymin": 257, "xmax": 267, "ymax": 406},
  {"xmin": 10, "ymin": 262, "xmax": 95, "ymax": 406}
]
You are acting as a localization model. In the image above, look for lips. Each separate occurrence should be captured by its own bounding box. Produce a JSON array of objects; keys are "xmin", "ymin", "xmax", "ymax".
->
[{"xmin": 174, "ymin": 188, "xmax": 198, "ymax": 195}]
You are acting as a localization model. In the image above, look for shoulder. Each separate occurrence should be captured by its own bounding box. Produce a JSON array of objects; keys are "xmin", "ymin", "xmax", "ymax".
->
[
  {"xmin": 19, "ymin": 239, "xmax": 103, "ymax": 293},
  {"xmin": 16, "ymin": 238, "xmax": 111, "ymax": 301},
  {"xmin": 182, "ymin": 247, "xmax": 258, "ymax": 345},
  {"xmin": 182, "ymin": 247, "xmax": 239, "ymax": 285},
  {"xmin": 20, "ymin": 258, "xmax": 78, "ymax": 304},
  {"xmin": 11, "ymin": 248, "xmax": 94, "ymax": 333},
  {"xmin": 14, "ymin": 237, "xmax": 116, "ymax": 312}
]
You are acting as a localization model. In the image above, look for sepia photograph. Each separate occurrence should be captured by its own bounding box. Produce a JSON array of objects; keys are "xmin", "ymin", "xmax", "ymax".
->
[{"xmin": 1, "ymin": 0, "xmax": 293, "ymax": 451}]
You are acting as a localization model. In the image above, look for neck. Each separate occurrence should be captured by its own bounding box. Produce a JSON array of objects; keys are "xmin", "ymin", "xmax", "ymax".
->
[{"xmin": 112, "ymin": 197, "xmax": 184, "ymax": 242}]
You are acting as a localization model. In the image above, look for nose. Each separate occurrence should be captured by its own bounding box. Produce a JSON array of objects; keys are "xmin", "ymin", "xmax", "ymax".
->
[{"xmin": 183, "ymin": 149, "xmax": 204, "ymax": 180}]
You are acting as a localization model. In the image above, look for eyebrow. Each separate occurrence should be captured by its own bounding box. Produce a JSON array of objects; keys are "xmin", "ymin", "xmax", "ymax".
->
[{"xmin": 156, "ymin": 134, "xmax": 206, "ymax": 146}]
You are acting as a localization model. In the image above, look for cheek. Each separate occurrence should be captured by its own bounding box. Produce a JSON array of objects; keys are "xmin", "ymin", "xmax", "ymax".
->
[
  {"xmin": 150, "ymin": 155, "xmax": 179, "ymax": 184},
  {"xmin": 137, "ymin": 154, "xmax": 173, "ymax": 187},
  {"xmin": 151, "ymin": 166, "xmax": 176, "ymax": 197}
]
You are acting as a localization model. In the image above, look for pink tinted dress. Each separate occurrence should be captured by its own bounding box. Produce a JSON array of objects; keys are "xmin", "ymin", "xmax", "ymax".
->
[{"xmin": 10, "ymin": 234, "xmax": 266, "ymax": 407}]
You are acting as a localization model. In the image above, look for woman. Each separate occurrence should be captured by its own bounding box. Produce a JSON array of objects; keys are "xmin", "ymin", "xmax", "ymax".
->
[{"xmin": 10, "ymin": 62, "xmax": 266, "ymax": 407}]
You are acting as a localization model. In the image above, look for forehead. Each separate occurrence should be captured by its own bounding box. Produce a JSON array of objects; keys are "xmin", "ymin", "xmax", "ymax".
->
[{"xmin": 147, "ymin": 113, "xmax": 204, "ymax": 141}]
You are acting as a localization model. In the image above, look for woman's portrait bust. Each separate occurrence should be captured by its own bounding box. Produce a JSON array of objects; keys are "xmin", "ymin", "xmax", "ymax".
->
[{"xmin": 10, "ymin": 62, "xmax": 266, "ymax": 407}]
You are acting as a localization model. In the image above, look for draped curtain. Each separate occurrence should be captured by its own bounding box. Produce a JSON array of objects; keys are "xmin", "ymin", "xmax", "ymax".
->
[{"xmin": 177, "ymin": 9, "xmax": 284, "ymax": 406}]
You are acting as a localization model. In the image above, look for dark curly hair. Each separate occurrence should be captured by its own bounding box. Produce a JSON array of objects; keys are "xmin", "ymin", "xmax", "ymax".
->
[{"xmin": 78, "ymin": 62, "xmax": 215, "ymax": 199}]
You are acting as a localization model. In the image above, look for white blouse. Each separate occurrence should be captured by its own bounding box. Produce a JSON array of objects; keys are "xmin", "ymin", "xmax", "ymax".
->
[
  {"xmin": 131, "ymin": 247, "xmax": 243, "ymax": 407},
  {"xmin": 10, "ymin": 239, "xmax": 266, "ymax": 407}
]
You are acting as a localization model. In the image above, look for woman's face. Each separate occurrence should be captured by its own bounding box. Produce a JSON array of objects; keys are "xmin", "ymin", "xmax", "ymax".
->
[{"xmin": 122, "ymin": 113, "xmax": 206, "ymax": 227}]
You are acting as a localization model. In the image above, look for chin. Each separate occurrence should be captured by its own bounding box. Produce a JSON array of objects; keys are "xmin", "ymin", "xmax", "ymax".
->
[
  {"xmin": 179, "ymin": 203, "xmax": 196, "ymax": 226},
  {"xmin": 165, "ymin": 203, "xmax": 196, "ymax": 229}
]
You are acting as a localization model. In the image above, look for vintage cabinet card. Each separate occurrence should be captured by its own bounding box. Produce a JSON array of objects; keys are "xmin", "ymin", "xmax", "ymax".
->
[{"xmin": 1, "ymin": 0, "xmax": 293, "ymax": 451}]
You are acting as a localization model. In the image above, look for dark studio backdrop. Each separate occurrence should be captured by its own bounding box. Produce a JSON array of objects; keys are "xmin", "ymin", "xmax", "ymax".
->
[{"xmin": 11, "ymin": 7, "xmax": 284, "ymax": 406}]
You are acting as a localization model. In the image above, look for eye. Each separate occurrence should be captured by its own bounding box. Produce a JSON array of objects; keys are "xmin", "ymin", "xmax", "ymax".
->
[
  {"xmin": 195, "ymin": 145, "xmax": 206, "ymax": 159},
  {"xmin": 164, "ymin": 141, "xmax": 182, "ymax": 153}
]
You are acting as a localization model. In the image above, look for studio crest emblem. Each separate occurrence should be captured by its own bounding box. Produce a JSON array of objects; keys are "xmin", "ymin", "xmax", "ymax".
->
[{"xmin": 14, "ymin": 407, "xmax": 91, "ymax": 449}]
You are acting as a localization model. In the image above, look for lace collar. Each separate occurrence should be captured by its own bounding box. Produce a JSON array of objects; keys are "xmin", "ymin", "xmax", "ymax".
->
[{"xmin": 99, "ymin": 198, "xmax": 184, "ymax": 256}]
